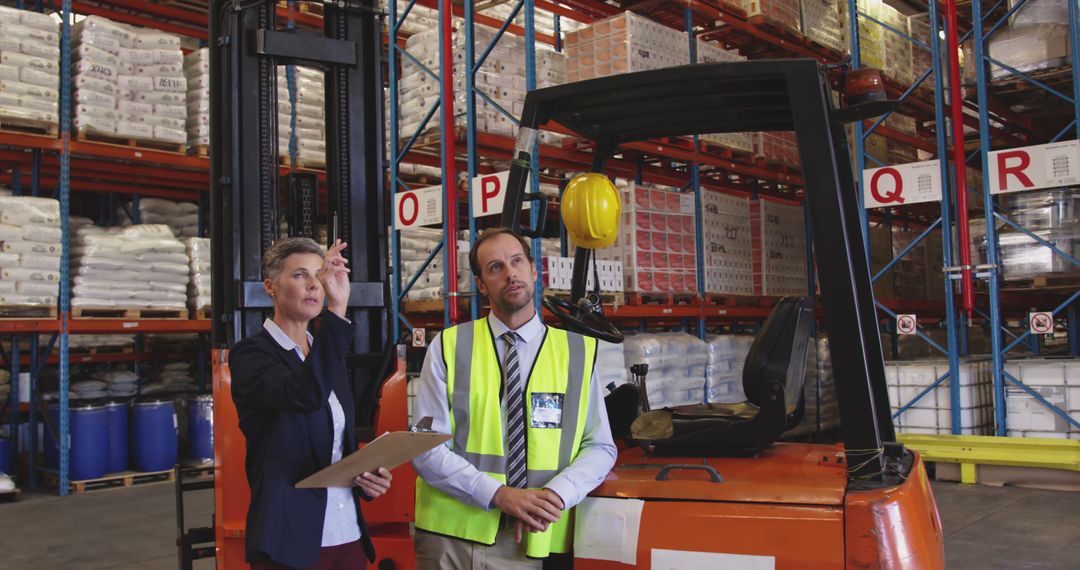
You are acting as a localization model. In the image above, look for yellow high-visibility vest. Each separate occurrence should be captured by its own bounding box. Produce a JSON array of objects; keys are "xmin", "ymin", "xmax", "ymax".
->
[{"xmin": 415, "ymin": 317, "xmax": 596, "ymax": 558}]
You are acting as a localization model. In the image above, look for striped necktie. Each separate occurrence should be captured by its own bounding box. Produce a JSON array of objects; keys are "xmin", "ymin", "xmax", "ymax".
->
[{"xmin": 502, "ymin": 331, "xmax": 528, "ymax": 489}]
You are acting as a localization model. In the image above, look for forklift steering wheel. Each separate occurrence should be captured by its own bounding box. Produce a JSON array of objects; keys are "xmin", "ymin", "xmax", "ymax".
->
[{"xmin": 542, "ymin": 295, "xmax": 623, "ymax": 344}]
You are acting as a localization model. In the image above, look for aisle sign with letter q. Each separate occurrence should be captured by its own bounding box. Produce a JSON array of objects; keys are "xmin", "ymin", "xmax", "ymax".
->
[{"xmin": 863, "ymin": 160, "xmax": 942, "ymax": 209}]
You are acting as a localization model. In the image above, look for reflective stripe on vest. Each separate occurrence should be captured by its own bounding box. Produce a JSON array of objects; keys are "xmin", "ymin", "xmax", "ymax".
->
[{"xmin": 414, "ymin": 317, "xmax": 596, "ymax": 557}]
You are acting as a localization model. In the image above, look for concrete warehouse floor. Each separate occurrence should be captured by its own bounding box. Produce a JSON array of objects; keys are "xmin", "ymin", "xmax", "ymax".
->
[{"xmin": 0, "ymin": 481, "xmax": 1077, "ymax": 569}]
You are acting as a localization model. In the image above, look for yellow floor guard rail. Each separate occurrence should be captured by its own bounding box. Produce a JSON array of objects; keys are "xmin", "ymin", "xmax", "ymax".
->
[{"xmin": 897, "ymin": 434, "xmax": 1080, "ymax": 485}]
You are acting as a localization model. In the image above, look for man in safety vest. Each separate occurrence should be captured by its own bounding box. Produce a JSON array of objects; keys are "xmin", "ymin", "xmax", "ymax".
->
[{"xmin": 412, "ymin": 227, "xmax": 617, "ymax": 569}]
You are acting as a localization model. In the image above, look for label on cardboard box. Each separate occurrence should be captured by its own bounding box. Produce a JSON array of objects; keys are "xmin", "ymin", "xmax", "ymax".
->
[
  {"xmin": 648, "ymin": 188, "xmax": 665, "ymax": 211},
  {"xmin": 653, "ymin": 233, "xmax": 668, "ymax": 252},
  {"xmin": 635, "ymin": 229, "xmax": 652, "ymax": 251},
  {"xmin": 652, "ymin": 252, "xmax": 668, "ymax": 268},
  {"xmin": 652, "ymin": 272, "xmax": 669, "ymax": 292},
  {"xmin": 669, "ymin": 273, "xmax": 684, "ymax": 292},
  {"xmin": 664, "ymin": 214, "xmax": 680, "ymax": 233},
  {"xmin": 632, "ymin": 270, "xmax": 653, "ymax": 292}
]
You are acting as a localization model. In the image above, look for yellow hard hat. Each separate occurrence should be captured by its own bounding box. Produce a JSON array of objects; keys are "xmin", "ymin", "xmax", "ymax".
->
[{"xmin": 561, "ymin": 172, "xmax": 621, "ymax": 249}]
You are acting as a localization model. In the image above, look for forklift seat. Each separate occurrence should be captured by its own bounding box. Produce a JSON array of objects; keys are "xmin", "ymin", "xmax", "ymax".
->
[{"xmin": 629, "ymin": 296, "xmax": 814, "ymax": 455}]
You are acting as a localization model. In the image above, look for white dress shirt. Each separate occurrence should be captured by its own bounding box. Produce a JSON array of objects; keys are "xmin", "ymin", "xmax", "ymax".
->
[
  {"xmin": 263, "ymin": 319, "xmax": 361, "ymax": 547},
  {"xmin": 412, "ymin": 312, "xmax": 617, "ymax": 512}
]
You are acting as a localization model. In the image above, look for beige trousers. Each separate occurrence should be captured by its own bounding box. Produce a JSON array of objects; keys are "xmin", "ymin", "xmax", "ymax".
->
[{"xmin": 415, "ymin": 527, "xmax": 544, "ymax": 570}]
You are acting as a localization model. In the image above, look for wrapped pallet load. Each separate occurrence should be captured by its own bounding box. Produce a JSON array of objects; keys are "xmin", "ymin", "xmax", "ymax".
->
[
  {"xmin": 704, "ymin": 334, "xmax": 754, "ymax": 403},
  {"xmin": 622, "ymin": 332, "xmax": 708, "ymax": 409}
]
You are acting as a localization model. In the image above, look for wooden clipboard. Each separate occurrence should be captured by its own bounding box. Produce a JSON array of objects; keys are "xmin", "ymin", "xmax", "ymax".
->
[{"xmin": 295, "ymin": 431, "xmax": 451, "ymax": 489}]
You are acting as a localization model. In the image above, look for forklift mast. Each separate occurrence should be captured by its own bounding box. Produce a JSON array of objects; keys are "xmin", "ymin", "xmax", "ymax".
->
[
  {"xmin": 209, "ymin": 0, "xmax": 389, "ymax": 423},
  {"xmin": 203, "ymin": 2, "xmax": 392, "ymax": 567}
]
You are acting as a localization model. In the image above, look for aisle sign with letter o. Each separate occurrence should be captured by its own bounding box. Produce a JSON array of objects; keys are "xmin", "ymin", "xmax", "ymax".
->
[{"xmin": 394, "ymin": 185, "xmax": 443, "ymax": 229}]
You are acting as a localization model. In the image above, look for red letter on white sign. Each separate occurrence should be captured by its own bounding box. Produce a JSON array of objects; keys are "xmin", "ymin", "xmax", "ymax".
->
[
  {"xmin": 480, "ymin": 175, "xmax": 501, "ymax": 215},
  {"xmin": 870, "ymin": 167, "xmax": 905, "ymax": 205},
  {"xmin": 996, "ymin": 150, "xmax": 1034, "ymax": 191},
  {"xmin": 398, "ymin": 192, "xmax": 418, "ymax": 227}
]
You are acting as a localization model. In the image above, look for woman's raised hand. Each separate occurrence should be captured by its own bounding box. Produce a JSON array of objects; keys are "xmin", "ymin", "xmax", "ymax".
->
[{"xmin": 318, "ymin": 239, "xmax": 350, "ymax": 317}]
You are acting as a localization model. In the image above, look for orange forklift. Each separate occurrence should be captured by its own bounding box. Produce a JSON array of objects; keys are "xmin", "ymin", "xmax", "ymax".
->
[
  {"xmin": 495, "ymin": 59, "xmax": 946, "ymax": 568},
  {"xmin": 202, "ymin": 0, "xmax": 944, "ymax": 562}
]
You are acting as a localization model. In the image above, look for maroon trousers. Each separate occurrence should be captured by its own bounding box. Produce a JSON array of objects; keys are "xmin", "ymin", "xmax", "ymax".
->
[{"xmin": 251, "ymin": 540, "xmax": 367, "ymax": 570}]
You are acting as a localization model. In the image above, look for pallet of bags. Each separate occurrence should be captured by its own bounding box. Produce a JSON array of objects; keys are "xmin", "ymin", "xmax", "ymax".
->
[
  {"xmin": 90, "ymin": 368, "xmax": 139, "ymax": 398},
  {"xmin": 72, "ymin": 14, "xmax": 186, "ymax": 149},
  {"xmin": 0, "ymin": 5, "xmax": 60, "ymax": 134},
  {"xmin": 117, "ymin": 196, "xmax": 199, "ymax": 238},
  {"xmin": 70, "ymin": 224, "xmax": 190, "ymax": 318},
  {"xmin": 141, "ymin": 361, "xmax": 196, "ymax": 395},
  {"xmin": 277, "ymin": 65, "xmax": 326, "ymax": 167},
  {"xmin": 0, "ymin": 196, "xmax": 61, "ymax": 315}
]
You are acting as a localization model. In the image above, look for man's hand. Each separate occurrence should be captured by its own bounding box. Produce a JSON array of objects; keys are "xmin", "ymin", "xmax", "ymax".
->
[
  {"xmin": 492, "ymin": 486, "xmax": 565, "ymax": 542},
  {"xmin": 353, "ymin": 467, "xmax": 392, "ymax": 498},
  {"xmin": 318, "ymin": 239, "xmax": 350, "ymax": 318}
]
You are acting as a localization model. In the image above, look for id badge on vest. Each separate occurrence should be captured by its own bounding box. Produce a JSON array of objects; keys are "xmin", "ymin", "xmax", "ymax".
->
[{"xmin": 530, "ymin": 393, "xmax": 564, "ymax": 428}]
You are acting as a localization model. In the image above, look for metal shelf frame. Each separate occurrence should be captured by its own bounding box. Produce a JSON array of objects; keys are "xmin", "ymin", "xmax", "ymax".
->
[
  {"xmin": 968, "ymin": 0, "xmax": 1080, "ymax": 436},
  {"xmin": 389, "ymin": 1, "xmax": 829, "ymax": 335},
  {"xmin": 847, "ymin": 0, "xmax": 1080, "ymax": 438},
  {"xmin": 390, "ymin": 0, "xmax": 571, "ymax": 338},
  {"xmin": 847, "ymin": 0, "xmax": 966, "ymax": 433},
  {"xmin": 0, "ymin": 2, "xmax": 218, "ymax": 494}
]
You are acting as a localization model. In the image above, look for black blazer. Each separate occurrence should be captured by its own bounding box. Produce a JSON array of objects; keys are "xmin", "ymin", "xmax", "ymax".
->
[{"xmin": 229, "ymin": 312, "xmax": 376, "ymax": 568}]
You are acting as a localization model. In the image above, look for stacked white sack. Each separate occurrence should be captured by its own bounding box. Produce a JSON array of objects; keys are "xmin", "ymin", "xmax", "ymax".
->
[
  {"xmin": 277, "ymin": 65, "xmax": 326, "ymax": 167},
  {"xmin": 184, "ymin": 47, "xmax": 209, "ymax": 150},
  {"xmin": 73, "ymin": 15, "xmax": 186, "ymax": 145},
  {"xmin": 0, "ymin": 6, "xmax": 60, "ymax": 131},
  {"xmin": 184, "ymin": 237, "xmax": 210, "ymax": 314},
  {"xmin": 0, "ymin": 197, "xmax": 62, "ymax": 307},
  {"xmin": 71, "ymin": 224, "xmax": 189, "ymax": 311},
  {"xmin": 117, "ymin": 196, "xmax": 199, "ymax": 238},
  {"xmin": 622, "ymin": 332, "xmax": 708, "ymax": 409}
]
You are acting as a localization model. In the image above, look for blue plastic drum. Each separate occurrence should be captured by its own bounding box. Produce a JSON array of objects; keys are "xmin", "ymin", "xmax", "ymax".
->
[
  {"xmin": 105, "ymin": 401, "xmax": 129, "ymax": 473},
  {"xmin": 0, "ymin": 437, "xmax": 11, "ymax": 474},
  {"xmin": 129, "ymin": 399, "xmax": 178, "ymax": 472},
  {"xmin": 186, "ymin": 395, "xmax": 213, "ymax": 465},
  {"xmin": 43, "ymin": 403, "xmax": 108, "ymax": 481}
]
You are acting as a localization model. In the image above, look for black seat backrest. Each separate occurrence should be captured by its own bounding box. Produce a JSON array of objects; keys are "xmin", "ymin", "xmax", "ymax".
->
[{"xmin": 742, "ymin": 296, "xmax": 813, "ymax": 416}]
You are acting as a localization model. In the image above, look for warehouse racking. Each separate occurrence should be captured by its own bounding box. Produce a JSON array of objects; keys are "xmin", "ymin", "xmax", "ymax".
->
[
  {"xmin": 0, "ymin": 0, "xmax": 1077, "ymax": 498},
  {"xmin": 385, "ymin": 0, "xmax": 1080, "ymax": 443},
  {"xmin": 0, "ymin": 1, "xmax": 228, "ymax": 495}
]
